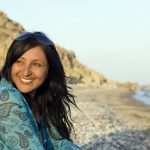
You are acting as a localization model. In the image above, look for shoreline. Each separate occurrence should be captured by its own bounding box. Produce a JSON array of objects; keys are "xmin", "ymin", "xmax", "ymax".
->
[
  {"xmin": 133, "ymin": 89, "xmax": 150, "ymax": 105},
  {"xmin": 70, "ymin": 85, "xmax": 150, "ymax": 148}
]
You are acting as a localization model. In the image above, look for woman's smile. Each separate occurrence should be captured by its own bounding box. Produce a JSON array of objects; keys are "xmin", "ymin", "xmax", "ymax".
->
[{"xmin": 20, "ymin": 77, "xmax": 33, "ymax": 83}]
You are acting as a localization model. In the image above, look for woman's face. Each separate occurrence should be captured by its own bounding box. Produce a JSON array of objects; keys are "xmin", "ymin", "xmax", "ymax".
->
[{"xmin": 11, "ymin": 46, "xmax": 49, "ymax": 97}]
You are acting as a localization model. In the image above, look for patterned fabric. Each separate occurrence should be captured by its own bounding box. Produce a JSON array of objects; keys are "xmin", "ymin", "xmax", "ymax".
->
[{"xmin": 0, "ymin": 78, "xmax": 82, "ymax": 150}]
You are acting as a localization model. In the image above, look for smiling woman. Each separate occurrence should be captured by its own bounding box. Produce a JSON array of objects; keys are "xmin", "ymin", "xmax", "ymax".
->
[
  {"xmin": 0, "ymin": 31, "xmax": 82, "ymax": 150},
  {"xmin": 11, "ymin": 46, "xmax": 49, "ymax": 97}
]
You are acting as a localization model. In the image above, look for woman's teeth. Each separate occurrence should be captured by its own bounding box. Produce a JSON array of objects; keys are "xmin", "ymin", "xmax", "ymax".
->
[{"xmin": 20, "ymin": 78, "xmax": 32, "ymax": 83}]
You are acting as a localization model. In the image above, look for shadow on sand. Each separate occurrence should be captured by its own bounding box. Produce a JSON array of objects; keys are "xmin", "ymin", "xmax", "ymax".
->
[{"xmin": 81, "ymin": 128, "xmax": 150, "ymax": 150}]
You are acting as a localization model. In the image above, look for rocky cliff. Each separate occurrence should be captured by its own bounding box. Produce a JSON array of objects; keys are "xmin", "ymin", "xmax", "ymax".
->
[{"xmin": 0, "ymin": 11, "xmax": 139, "ymax": 89}]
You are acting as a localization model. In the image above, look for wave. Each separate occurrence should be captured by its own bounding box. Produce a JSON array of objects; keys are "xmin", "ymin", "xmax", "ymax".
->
[{"xmin": 133, "ymin": 88, "xmax": 150, "ymax": 105}]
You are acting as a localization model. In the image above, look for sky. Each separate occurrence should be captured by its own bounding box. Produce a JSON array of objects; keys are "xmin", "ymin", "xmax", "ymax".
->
[{"xmin": 0, "ymin": 0, "xmax": 150, "ymax": 85}]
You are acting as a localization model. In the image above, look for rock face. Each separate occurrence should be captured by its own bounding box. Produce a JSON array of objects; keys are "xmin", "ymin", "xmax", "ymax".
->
[
  {"xmin": 0, "ymin": 12, "xmax": 25, "ymax": 68},
  {"xmin": 0, "ymin": 11, "xmax": 140, "ymax": 89},
  {"xmin": 56, "ymin": 45, "xmax": 107, "ymax": 85}
]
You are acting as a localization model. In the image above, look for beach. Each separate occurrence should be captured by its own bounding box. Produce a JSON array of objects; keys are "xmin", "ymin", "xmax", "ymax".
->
[{"xmin": 70, "ymin": 85, "xmax": 150, "ymax": 149}]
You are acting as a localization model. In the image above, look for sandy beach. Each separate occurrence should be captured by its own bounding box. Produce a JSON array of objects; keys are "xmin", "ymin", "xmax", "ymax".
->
[{"xmin": 70, "ymin": 85, "xmax": 150, "ymax": 149}]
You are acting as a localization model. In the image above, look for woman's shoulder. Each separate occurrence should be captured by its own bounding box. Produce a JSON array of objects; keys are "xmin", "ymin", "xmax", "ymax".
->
[
  {"xmin": 0, "ymin": 78, "xmax": 45, "ymax": 150},
  {"xmin": 0, "ymin": 78, "xmax": 23, "ymax": 104}
]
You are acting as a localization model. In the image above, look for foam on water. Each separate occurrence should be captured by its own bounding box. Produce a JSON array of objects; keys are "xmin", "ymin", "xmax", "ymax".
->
[{"xmin": 133, "ymin": 88, "xmax": 150, "ymax": 105}]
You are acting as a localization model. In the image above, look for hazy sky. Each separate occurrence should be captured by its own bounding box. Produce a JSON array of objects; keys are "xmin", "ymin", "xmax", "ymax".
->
[{"xmin": 0, "ymin": 0, "xmax": 150, "ymax": 85}]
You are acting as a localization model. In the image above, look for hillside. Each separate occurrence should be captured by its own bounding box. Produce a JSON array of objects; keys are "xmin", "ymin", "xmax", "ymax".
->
[{"xmin": 0, "ymin": 11, "xmax": 139, "ymax": 89}]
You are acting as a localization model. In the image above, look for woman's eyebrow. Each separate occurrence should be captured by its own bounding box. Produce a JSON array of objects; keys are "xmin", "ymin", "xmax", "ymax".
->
[
  {"xmin": 17, "ymin": 57, "xmax": 24, "ymax": 60},
  {"xmin": 32, "ymin": 59, "xmax": 46, "ymax": 62},
  {"xmin": 19, "ymin": 57, "xmax": 43, "ymax": 61}
]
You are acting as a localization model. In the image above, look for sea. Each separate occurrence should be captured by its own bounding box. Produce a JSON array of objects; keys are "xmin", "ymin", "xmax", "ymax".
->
[{"xmin": 133, "ymin": 87, "xmax": 150, "ymax": 105}]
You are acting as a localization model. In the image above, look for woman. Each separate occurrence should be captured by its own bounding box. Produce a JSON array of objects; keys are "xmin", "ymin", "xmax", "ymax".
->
[{"xmin": 0, "ymin": 32, "xmax": 82, "ymax": 149}]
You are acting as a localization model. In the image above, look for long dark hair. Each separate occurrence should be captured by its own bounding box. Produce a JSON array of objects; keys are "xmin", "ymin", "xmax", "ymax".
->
[{"xmin": 1, "ymin": 32, "xmax": 77, "ymax": 141}]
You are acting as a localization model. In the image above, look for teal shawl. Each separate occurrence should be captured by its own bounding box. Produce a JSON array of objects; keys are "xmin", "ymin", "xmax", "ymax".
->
[{"xmin": 0, "ymin": 78, "xmax": 82, "ymax": 150}]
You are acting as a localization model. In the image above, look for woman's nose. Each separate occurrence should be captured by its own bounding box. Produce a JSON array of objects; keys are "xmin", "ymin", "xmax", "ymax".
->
[{"xmin": 22, "ymin": 65, "xmax": 32, "ymax": 76}]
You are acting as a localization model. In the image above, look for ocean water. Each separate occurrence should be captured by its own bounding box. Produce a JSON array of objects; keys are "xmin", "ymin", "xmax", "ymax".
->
[{"xmin": 133, "ymin": 87, "xmax": 150, "ymax": 105}]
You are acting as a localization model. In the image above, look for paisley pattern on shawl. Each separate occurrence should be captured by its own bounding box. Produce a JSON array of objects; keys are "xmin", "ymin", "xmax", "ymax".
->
[
  {"xmin": 0, "ymin": 78, "xmax": 82, "ymax": 150},
  {"xmin": 0, "ymin": 78, "xmax": 45, "ymax": 150}
]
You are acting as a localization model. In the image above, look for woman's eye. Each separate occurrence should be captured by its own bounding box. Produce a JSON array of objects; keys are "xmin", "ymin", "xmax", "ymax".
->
[
  {"xmin": 33, "ymin": 63, "xmax": 42, "ymax": 67},
  {"xmin": 32, "ymin": 63, "xmax": 43, "ymax": 69},
  {"xmin": 15, "ymin": 60, "xmax": 23, "ymax": 64}
]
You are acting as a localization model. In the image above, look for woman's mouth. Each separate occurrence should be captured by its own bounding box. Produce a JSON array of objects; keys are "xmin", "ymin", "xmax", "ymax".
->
[{"xmin": 20, "ymin": 77, "xmax": 33, "ymax": 83}]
